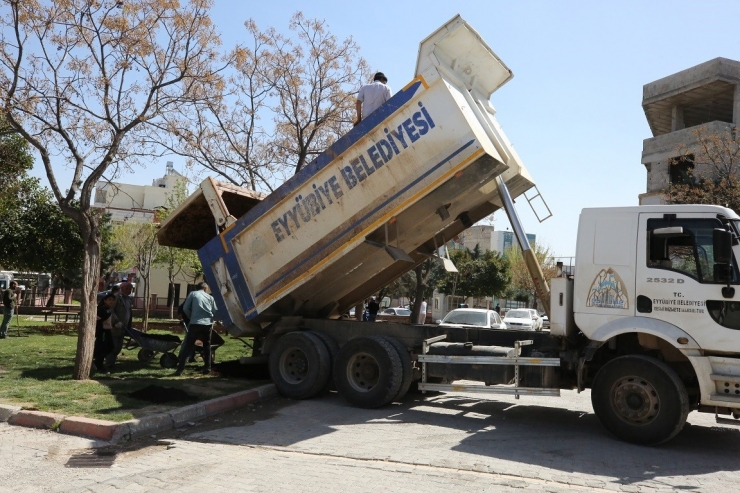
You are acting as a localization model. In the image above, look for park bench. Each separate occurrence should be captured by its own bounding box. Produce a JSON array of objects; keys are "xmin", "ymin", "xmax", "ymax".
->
[{"xmin": 40, "ymin": 309, "xmax": 79, "ymax": 322}]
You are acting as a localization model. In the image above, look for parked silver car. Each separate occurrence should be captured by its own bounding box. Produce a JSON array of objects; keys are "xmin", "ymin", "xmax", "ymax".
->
[
  {"xmin": 502, "ymin": 309, "xmax": 536, "ymax": 331},
  {"xmin": 438, "ymin": 308, "xmax": 506, "ymax": 330}
]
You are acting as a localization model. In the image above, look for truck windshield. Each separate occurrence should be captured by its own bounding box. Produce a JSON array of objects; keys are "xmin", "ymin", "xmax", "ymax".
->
[
  {"xmin": 442, "ymin": 311, "xmax": 487, "ymax": 326},
  {"xmin": 648, "ymin": 217, "xmax": 738, "ymax": 283}
]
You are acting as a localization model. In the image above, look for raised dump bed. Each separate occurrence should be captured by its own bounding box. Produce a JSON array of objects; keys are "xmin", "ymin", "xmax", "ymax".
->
[{"xmin": 158, "ymin": 15, "xmax": 539, "ymax": 337}]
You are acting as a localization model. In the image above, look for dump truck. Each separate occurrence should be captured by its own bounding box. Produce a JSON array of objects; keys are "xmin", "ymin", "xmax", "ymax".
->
[{"xmin": 159, "ymin": 16, "xmax": 740, "ymax": 445}]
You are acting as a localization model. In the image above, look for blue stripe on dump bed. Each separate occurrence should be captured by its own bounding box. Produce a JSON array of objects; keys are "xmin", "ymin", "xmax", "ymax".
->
[
  {"xmin": 198, "ymin": 237, "xmax": 256, "ymax": 327},
  {"xmin": 222, "ymin": 80, "xmax": 424, "ymax": 243},
  {"xmin": 253, "ymin": 139, "xmax": 477, "ymax": 300},
  {"xmin": 199, "ymin": 80, "xmax": 425, "ymax": 320},
  {"xmin": 198, "ymin": 246, "xmax": 230, "ymax": 326}
]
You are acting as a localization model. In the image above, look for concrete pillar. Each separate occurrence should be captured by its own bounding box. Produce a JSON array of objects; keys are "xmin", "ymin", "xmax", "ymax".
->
[
  {"xmin": 671, "ymin": 105, "xmax": 685, "ymax": 131},
  {"xmin": 734, "ymin": 84, "xmax": 740, "ymax": 126}
]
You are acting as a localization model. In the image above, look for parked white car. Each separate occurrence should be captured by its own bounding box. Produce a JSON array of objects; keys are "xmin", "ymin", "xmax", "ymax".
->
[
  {"xmin": 526, "ymin": 309, "xmax": 543, "ymax": 331},
  {"xmin": 502, "ymin": 309, "xmax": 537, "ymax": 331},
  {"xmin": 438, "ymin": 308, "xmax": 506, "ymax": 330}
]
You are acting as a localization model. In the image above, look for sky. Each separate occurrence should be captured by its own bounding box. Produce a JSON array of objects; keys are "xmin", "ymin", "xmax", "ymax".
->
[{"xmin": 30, "ymin": 0, "xmax": 740, "ymax": 258}]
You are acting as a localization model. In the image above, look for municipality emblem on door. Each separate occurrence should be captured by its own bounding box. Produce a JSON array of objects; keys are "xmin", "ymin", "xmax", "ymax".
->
[{"xmin": 587, "ymin": 268, "xmax": 628, "ymax": 309}]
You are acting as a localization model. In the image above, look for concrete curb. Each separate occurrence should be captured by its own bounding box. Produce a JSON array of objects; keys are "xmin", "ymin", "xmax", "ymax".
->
[
  {"xmin": 8, "ymin": 410, "xmax": 64, "ymax": 430},
  {"xmin": 1, "ymin": 383, "xmax": 277, "ymax": 443}
]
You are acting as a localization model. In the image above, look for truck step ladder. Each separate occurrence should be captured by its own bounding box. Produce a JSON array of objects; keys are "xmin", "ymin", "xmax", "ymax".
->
[
  {"xmin": 523, "ymin": 185, "xmax": 553, "ymax": 223},
  {"xmin": 417, "ymin": 335, "xmax": 561, "ymax": 398}
]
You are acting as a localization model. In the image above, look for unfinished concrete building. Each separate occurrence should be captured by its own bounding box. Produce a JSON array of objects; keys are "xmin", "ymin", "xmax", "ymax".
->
[{"xmin": 640, "ymin": 57, "xmax": 740, "ymax": 205}]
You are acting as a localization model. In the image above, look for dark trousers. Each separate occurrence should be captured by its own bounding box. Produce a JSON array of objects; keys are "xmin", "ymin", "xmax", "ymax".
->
[
  {"xmin": 177, "ymin": 323, "xmax": 212, "ymax": 372},
  {"xmin": 93, "ymin": 327, "xmax": 114, "ymax": 370}
]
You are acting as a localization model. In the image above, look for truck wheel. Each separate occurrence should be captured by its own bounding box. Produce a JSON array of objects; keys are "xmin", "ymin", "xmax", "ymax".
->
[
  {"xmin": 269, "ymin": 331, "xmax": 331, "ymax": 399},
  {"xmin": 334, "ymin": 336, "xmax": 402, "ymax": 408},
  {"xmin": 310, "ymin": 331, "xmax": 339, "ymax": 392},
  {"xmin": 591, "ymin": 354, "xmax": 689, "ymax": 445},
  {"xmin": 379, "ymin": 336, "xmax": 413, "ymax": 402}
]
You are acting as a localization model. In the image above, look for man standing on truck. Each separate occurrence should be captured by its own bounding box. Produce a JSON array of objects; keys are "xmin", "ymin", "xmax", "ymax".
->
[
  {"xmin": 0, "ymin": 281, "xmax": 18, "ymax": 339},
  {"xmin": 175, "ymin": 282, "xmax": 217, "ymax": 376},
  {"xmin": 354, "ymin": 72, "xmax": 391, "ymax": 126}
]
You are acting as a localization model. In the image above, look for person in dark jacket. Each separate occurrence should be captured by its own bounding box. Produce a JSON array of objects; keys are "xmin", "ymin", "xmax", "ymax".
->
[
  {"xmin": 93, "ymin": 293, "xmax": 116, "ymax": 372},
  {"xmin": 105, "ymin": 282, "xmax": 133, "ymax": 370},
  {"xmin": 0, "ymin": 281, "xmax": 18, "ymax": 339},
  {"xmin": 366, "ymin": 297, "xmax": 380, "ymax": 322}
]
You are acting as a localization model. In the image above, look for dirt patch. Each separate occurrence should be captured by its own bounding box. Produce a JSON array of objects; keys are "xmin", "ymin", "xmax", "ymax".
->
[{"xmin": 128, "ymin": 385, "xmax": 198, "ymax": 404}]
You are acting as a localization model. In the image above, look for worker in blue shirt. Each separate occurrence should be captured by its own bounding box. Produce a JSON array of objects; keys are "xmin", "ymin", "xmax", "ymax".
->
[{"xmin": 175, "ymin": 282, "xmax": 217, "ymax": 375}]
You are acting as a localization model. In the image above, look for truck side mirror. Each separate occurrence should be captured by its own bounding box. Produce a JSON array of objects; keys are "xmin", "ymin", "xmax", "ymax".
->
[
  {"xmin": 714, "ymin": 229, "xmax": 733, "ymax": 264},
  {"xmin": 714, "ymin": 228, "xmax": 735, "ymax": 298}
]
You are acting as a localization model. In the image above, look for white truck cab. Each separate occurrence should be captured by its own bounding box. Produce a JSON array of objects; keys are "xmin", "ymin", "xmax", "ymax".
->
[{"xmin": 552, "ymin": 205, "xmax": 740, "ymax": 443}]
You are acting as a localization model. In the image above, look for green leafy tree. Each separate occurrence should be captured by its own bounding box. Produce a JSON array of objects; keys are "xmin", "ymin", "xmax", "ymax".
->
[
  {"xmin": 504, "ymin": 242, "xmax": 557, "ymax": 310},
  {"xmin": 433, "ymin": 246, "xmax": 510, "ymax": 302},
  {"xmin": 0, "ymin": 123, "xmax": 84, "ymax": 294}
]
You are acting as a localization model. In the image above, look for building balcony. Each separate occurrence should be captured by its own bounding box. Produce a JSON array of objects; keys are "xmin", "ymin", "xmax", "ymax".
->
[{"xmin": 642, "ymin": 120, "xmax": 735, "ymax": 164}]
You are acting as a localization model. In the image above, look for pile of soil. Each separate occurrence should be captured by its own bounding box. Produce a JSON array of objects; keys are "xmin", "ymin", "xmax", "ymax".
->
[
  {"xmin": 212, "ymin": 360, "xmax": 270, "ymax": 380},
  {"xmin": 128, "ymin": 385, "xmax": 198, "ymax": 404}
]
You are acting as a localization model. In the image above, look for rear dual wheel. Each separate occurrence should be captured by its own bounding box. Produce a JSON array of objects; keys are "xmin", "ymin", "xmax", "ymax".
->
[
  {"xmin": 334, "ymin": 336, "xmax": 407, "ymax": 408},
  {"xmin": 269, "ymin": 331, "xmax": 331, "ymax": 399}
]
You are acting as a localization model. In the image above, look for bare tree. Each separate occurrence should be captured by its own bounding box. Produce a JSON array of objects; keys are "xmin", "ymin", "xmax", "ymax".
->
[
  {"xmin": 673, "ymin": 126, "xmax": 740, "ymax": 181},
  {"xmin": 159, "ymin": 19, "xmax": 281, "ymax": 192},
  {"xmin": 0, "ymin": 0, "xmax": 223, "ymax": 379},
  {"xmin": 159, "ymin": 12, "xmax": 368, "ymax": 191},
  {"xmin": 668, "ymin": 126, "xmax": 740, "ymax": 211},
  {"xmin": 268, "ymin": 13, "xmax": 369, "ymax": 174}
]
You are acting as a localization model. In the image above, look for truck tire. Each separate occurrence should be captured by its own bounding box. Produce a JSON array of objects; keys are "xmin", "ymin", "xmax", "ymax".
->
[
  {"xmin": 269, "ymin": 331, "xmax": 331, "ymax": 399},
  {"xmin": 591, "ymin": 354, "xmax": 689, "ymax": 445},
  {"xmin": 379, "ymin": 336, "xmax": 413, "ymax": 402},
  {"xmin": 334, "ymin": 336, "xmax": 402, "ymax": 408},
  {"xmin": 309, "ymin": 331, "xmax": 339, "ymax": 392}
]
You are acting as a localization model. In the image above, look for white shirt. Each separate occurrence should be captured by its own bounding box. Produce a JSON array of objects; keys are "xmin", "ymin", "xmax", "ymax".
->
[
  {"xmin": 417, "ymin": 301, "xmax": 427, "ymax": 324},
  {"xmin": 358, "ymin": 81, "xmax": 392, "ymax": 118}
]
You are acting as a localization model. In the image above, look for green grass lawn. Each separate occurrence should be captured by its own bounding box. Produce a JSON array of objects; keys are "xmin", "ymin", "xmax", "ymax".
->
[{"xmin": 0, "ymin": 318, "xmax": 265, "ymax": 422}]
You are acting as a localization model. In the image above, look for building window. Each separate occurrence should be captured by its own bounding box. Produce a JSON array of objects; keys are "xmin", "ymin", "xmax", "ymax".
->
[
  {"xmin": 669, "ymin": 154, "xmax": 694, "ymax": 185},
  {"xmin": 94, "ymin": 188, "xmax": 107, "ymax": 204}
]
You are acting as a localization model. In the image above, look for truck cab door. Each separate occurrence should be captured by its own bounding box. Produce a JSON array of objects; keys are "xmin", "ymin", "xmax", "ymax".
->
[{"xmin": 635, "ymin": 212, "xmax": 740, "ymax": 352}]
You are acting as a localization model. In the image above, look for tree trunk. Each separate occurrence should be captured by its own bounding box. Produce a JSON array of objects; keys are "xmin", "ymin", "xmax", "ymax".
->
[
  {"xmin": 410, "ymin": 265, "xmax": 424, "ymax": 324},
  {"xmin": 142, "ymin": 274, "xmax": 150, "ymax": 332},
  {"xmin": 72, "ymin": 218, "xmax": 101, "ymax": 380},
  {"xmin": 46, "ymin": 285, "xmax": 58, "ymax": 308},
  {"xmin": 168, "ymin": 281, "xmax": 176, "ymax": 319}
]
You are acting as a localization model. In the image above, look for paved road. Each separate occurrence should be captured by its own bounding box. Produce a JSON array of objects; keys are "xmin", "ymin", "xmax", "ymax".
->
[{"xmin": 2, "ymin": 388, "xmax": 740, "ymax": 492}]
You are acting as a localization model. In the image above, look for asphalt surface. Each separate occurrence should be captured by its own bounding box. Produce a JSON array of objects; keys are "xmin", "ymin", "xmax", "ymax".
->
[{"xmin": 2, "ymin": 386, "xmax": 739, "ymax": 492}]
